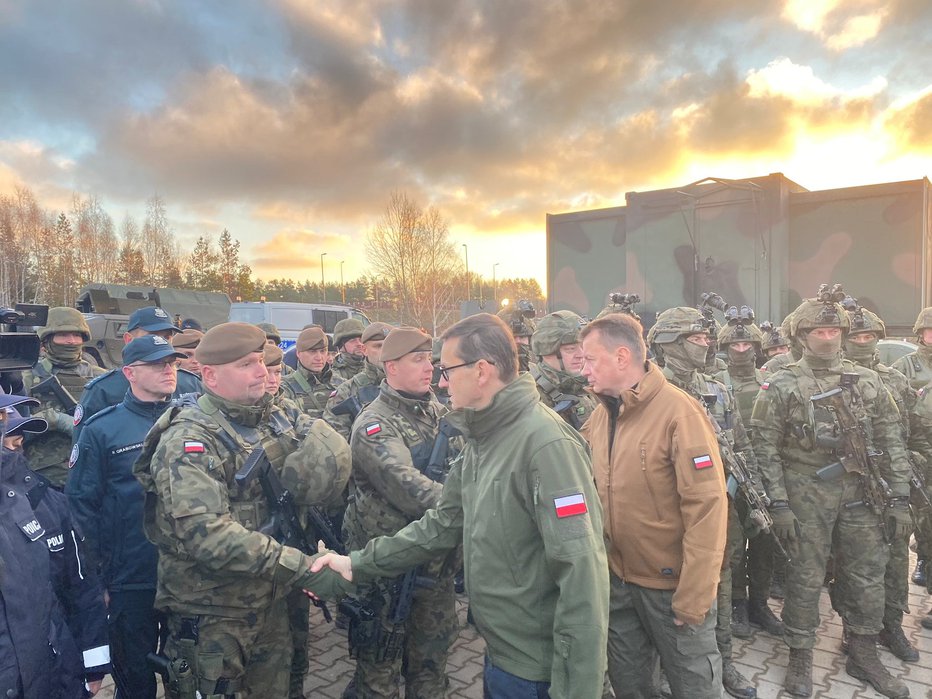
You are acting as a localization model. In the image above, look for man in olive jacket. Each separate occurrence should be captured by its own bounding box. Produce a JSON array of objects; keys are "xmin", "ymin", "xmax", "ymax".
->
[
  {"xmin": 313, "ymin": 313, "xmax": 609, "ymax": 699},
  {"xmin": 580, "ymin": 313, "xmax": 727, "ymax": 699}
]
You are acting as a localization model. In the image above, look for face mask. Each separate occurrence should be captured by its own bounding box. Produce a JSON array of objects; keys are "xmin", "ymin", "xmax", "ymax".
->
[
  {"xmin": 726, "ymin": 346, "xmax": 756, "ymax": 369},
  {"xmin": 663, "ymin": 339, "xmax": 709, "ymax": 371},
  {"xmin": 45, "ymin": 341, "xmax": 83, "ymax": 365},
  {"xmin": 802, "ymin": 333, "xmax": 842, "ymax": 361},
  {"xmin": 844, "ymin": 338, "xmax": 878, "ymax": 363}
]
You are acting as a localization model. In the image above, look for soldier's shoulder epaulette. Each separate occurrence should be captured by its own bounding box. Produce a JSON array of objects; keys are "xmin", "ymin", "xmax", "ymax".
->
[
  {"xmin": 84, "ymin": 369, "xmax": 120, "ymax": 388},
  {"xmin": 80, "ymin": 403, "xmax": 122, "ymax": 428}
]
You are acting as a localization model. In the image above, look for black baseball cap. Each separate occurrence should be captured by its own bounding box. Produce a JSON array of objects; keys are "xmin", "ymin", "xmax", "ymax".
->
[
  {"xmin": 123, "ymin": 336, "xmax": 186, "ymax": 365},
  {"xmin": 0, "ymin": 390, "xmax": 39, "ymax": 411}
]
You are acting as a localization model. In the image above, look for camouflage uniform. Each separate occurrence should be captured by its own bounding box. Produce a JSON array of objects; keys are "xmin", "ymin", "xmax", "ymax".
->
[
  {"xmin": 343, "ymin": 382, "xmax": 459, "ymax": 699},
  {"xmin": 751, "ymin": 296, "xmax": 911, "ymax": 698},
  {"xmin": 649, "ymin": 307, "xmax": 760, "ymax": 699},
  {"xmin": 282, "ymin": 364, "xmax": 341, "ymax": 419},
  {"xmin": 907, "ymin": 384, "xmax": 932, "ymax": 628},
  {"xmin": 20, "ymin": 308, "xmax": 106, "ymax": 488},
  {"xmin": 332, "ymin": 318, "xmax": 367, "ymax": 382},
  {"xmin": 324, "ymin": 359, "xmax": 385, "ymax": 443},
  {"xmin": 133, "ymin": 390, "xmax": 352, "ymax": 698},
  {"xmin": 497, "ymin": 300, "xmax": 537, "ymax": 373}
]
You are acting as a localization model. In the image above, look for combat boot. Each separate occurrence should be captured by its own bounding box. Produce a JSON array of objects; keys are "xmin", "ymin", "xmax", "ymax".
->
[
  {"xmin": 747, "ymin": 599, "xmax": 784, "ymax": 637},
  {"xmin": 731, "ymin": 599, "xmax": 752, "ymax": 639},
  {"xmin": 722, "ymin": 658, "xmax": 756, "ymax": 699},
  {"xmin": 911, "ymin": 558, "xmax": 926, "ymax": 586},
  {"xmin": 784, "ymin": 648, "xmax": 812, "ymax": 697},
  {"xmin": 846, "ymin": 633, "xmax": 910, "ymax": 698},
  {"xmin": 879, "ymin": 625, "xmax": 920, "ymax": 663}
]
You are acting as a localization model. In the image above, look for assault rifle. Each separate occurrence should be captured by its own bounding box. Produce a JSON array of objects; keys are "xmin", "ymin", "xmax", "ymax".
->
[
  {"xmin": 330, "ymin": 385, "xmax": 381, "ymax": 422},
  {"xmin": 148, "ymin": 653, "xmax": 197, "ymax": 699},
  {"xmin": 424, "ymin": 417, "xmax": 461, "ymax": 484},
  {"xmin": 907, "ymin": 455, "xmax": 932, "ymax": 513},
  {"xmin": 234, "ymin": 446, "xmax": 340, "ymax": 621},
  {"xmin": 28, "ymin": 374, "xmax": 78, "ymax": 415},
  {"xmin": 813, "ymin": 375, "xmax": 892, "ymax": 541},
  {"xmin": 553, "ymin": 397, "xmax": 582, "ymax": 431}
]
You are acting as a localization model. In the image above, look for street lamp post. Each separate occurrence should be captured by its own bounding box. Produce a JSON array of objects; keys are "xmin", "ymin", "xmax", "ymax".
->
[
  {"xmin": 492, "ymin": 262, "xmax": 499, "ymax": 306},
  {"xmin": 320, "ymin": 252, "xmax": 327, "ymax": 302},
  {"xmin": 340, "ymin": 260, "xmax": 345, "ymax": 304},
  {"xmin": 463, "ymin": 243, "xmax": 470, "ymax": 303}
]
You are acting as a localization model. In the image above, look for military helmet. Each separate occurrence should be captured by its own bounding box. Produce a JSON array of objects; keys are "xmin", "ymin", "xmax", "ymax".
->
[
  {"xmin": 646, "ymin": 307, "xmax": 707, "ymax": 345},
  {"xmin": 759, "ymin": 321, "xmax": 790, "ymax": 352},
  {"xmin": 333, "ymin": 318, "xmax": 365, "ymax": 348},
  {"xmin": 790, "ymin": 298, "xmax": 850, "ymax": 336},
  {"xmin": 256, "ymin": 322, "xmax": 281, "ymax": 344},
  {"xmin": 846, "ymin": 307, "xmax": 886, "ymax": 339},
  {"xmin": 530, "ymin": 310, "xmax": 585, "ymax": 357},
  {"xmin": 912, "ymin": 307, "xmax": 932, "ymax": 336},
  {"xmin": 38, "ymin": 307, "xmax": 91, "ymax": 342},
  {"xmin": 717, "ymin": 321, "xmax": 763, "ymax": 347}
]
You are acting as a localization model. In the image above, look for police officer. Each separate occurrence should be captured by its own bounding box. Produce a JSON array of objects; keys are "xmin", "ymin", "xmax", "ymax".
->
[
  {"xmin": 133, "ymin": 322, "xmax": 352, "ymax": 698},
  {"xmin": 332, "ymin": 318, "xmax": 368, "ymax": 381},
  {"xmin": 172, "ymin": 328, "xmax": 203, "ymax": 377},
  {"xmin": 324, "ymin": 322, "xmax": 392, "ymax": 442},
  {"xmin": 343, "ymin": 326, "xmax": 459, "ymax": 698},
  {"xmin": 892, "ymin": 306, "xmax": 932, "ymax": 586},
  {"xmin": 283, "ymin": 326, "xmax": 342, "ymax": 419},
  {"xmin": 648, "ymin": 306, "xmax": 759, "ymax": 699},
  {"xmin": 496, "ymin": 300, "xmax": 536, "ymax": 372},
  {"xmin": 714, "ymin": 311, "xmax": 784, "ymax": 640},
  {"xmin": 751, "ymin": 292, "xmax": 911, "ymax": 698},
  {"xmin": 67, "ymin": 335, "xmax": 188, "ymax": 698},
  {"xmin": 20, "ymin": 307, "xmax": 107, "ymax": 488},
  {"xmin": 529, "ymin": 311, "xmax": 598, "ymax": 431},
  {"xmin": 839, "ymin": 304, "xmax": 919, "ymax": 662},
  {"xmin": 74, "ymin": 307, "xmax": 201, "ymax": 439}
]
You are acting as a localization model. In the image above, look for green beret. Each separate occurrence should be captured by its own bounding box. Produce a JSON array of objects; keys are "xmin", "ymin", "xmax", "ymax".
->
[
  {"xmin": 296, "ymin": 327, "xmax": 327, "ymax": 352},
  {"xmin": 380, "ymin": 326, "xmax": 432, "ymax": 362},
  {"xmin": 361, "ymin": 322, "xmax": 393, "ymax": 343},
  {"xmin": 263, "ymin": 344, "xmax": 284, "ymax": 366},
  {"xmin": 196, "ymin": 322, "xmax": 266, "ymax": 366}
]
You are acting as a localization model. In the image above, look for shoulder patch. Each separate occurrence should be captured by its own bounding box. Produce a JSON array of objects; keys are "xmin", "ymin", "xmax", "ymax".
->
[
  {"xmin": 184, "ymin": 441, "xmax": 205, "ymax": 453},
  {"xmin": 554, "ymin": 493, "xmax": 588, "ymax": 518},
  {"xmin": 760, "ymin": 382, "xmax": 769, "ymax": 390},
  {"xmin": 693, "ymin": 454, "xmax": 714, "ymax": 470},
  {"xmin": 365, "ymin": 423, "xmax": 381, "ymax": 436},
  {"xmin": 69, "ymin": 444, "xmax": 79, "ymax": 468},
  {"xmin": 73, "ymin": 403, "xmax": 84, "ymax": 425}
]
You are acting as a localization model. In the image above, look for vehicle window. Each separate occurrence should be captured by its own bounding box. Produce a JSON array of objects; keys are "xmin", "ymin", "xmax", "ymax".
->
[
  {"xmin": 312, "ymin": 309, "xmax": 347, "ymax": 333},
  {"xmin": 270, "ymin": 308, "xmax": 315, "ymax": 331},
  {"xmin": 229, "ymin": 306, "xmax": 265, "ymax": 324},
  {"xmin": 351, "ymin": 310, "xmax": 371, "ymax": 326}
]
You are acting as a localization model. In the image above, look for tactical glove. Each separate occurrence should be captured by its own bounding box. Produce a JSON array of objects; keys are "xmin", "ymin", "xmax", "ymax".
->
[
  {"xmin": 885, "ymin": 497, "xmax": 913, "ymax": 540},
  {"xmin": 37, "ymin": 407, "xmax": 74, "ymax": 435},
  {"xmin": 769, "ymin": 501, "xmax": 801, "ymax": 542}
]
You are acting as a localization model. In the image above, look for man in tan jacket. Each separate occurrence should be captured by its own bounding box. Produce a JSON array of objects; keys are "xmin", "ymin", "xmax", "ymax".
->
[{"xmin": 580, "ymin": 312, "xmax": 728, "ymax": 699}]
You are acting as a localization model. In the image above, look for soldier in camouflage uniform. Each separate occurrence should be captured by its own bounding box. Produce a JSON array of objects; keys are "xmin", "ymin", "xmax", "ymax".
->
[
  {"xmin": 648, "ymin": 306, "xmax": 759, "ymax": 699},
  {"xmin": 343, "ymin": 327, "xmax": 459, "ymax": 698},
  {"xmin": 257, "ymin": 322, "xmax": 292, "ymax": 377},
  {"xmin": 283, "ymin": 327, "xmax": 342, "ymax": 419},
  {"xmin": 496, "ymin": 300, "xmax": 536, "ymax": 373},
  {"xmin": 759, "ymin": 321, "xmax": 790, "ymax": 361},
  {"xmin": 907, "ymin": 383, "xmax": 932, "ymax": 630},
  {"xmin": 714, "ymin": 311, "xmax": 784, "ymax": 641},
  {"xmin": 837, "ymin": 304, "xmax": 920, "ymax": 662},
  {"xmin": 324, "ymin": 323, "xmax": 392, "ymax": 442},
  {"xmin": 892, "ymin": 307, "xmax": 932, "ymax": 587},
  {"xmin": 332, "ymin": 318, "xmax": 368, "ymax": 382},
  {"xmin": 19, "ymin": 307, "xmax": 106, "ymax": 488},
  {"xmin": 760, "ymin": 311, "xmax": 800, "ymax": 378},
  {"xmin": 133, "ymin": 323, "xmax": 353, "ymax": 698},
  {"xmin": 751, "ymin": 294, "xmax": 912, "ymax": 698},
  {"xmin": 530, "ymin": 311, "xmax": 598, "ymax": 431},
  {"xmin": 172, "ymin": 328, "xmax": 203, "ymax": 377}
]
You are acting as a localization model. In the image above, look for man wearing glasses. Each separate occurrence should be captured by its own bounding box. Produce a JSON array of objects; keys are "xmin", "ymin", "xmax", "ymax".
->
[
  {"xmin": 67, "ymin": 335, "xmax": 187, "ymax": 699},
  {"xmin": 313, "ymin": 313, "xmax": 609, "ymax": 698}
]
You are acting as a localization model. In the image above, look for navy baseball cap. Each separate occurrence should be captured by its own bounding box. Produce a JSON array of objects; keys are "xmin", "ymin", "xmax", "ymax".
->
[
  {"xmin": 123, "ymin": 336, "xmax": 186, "ymax": 366},
  {"xmin": 127, "ymin": 307, "xmax": 179, "ymax": 333},
  {"xmin": 180, "ymin": 317, "xmax": 204, "ymax": 332},
  {"xmin": 2, "ymin": 408, "xmax": 47, "ymax": 436},
  {"xmin": 0, "ymin": 390, "xmax": 39, "ymax": 411}
]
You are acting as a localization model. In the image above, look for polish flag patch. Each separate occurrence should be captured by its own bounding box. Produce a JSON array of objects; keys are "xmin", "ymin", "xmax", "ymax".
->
[
  {"xmin": 366, "ymin": 423, "xmax": 382, "ymax": 436},
  {"xmin": 760, "ymin": 382, "xmax": 770, "ymax": 391},
  {"xmin": 184, "ymin": 441, "xmax": 205, "ymax": 454},
  {"xmin": 554, "ymin": 493, "xmax": 588, "ymax": 518},
  {"xmin": 693, "ymin": 454, "xmax": 714, "ymax": 470}
]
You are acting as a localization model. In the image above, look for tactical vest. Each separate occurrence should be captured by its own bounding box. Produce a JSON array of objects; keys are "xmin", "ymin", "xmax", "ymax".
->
[
  {"xmin": 894, "ymin": 351, "xmax": 932, "ymax": 391},
  {"xmin": 27, "ymin": 357, "xmax": 99, "ymax": 406},
  {"xmin": 285, "ymin": 368, "xmax": 334, "ymax": 417},
  {"xmin": 530, "ymin": 363, "xmax": 597, "ymax": 430},
  {"xmin": 717, "ymin": 369, "xmax": 763, "ymax": 425}
]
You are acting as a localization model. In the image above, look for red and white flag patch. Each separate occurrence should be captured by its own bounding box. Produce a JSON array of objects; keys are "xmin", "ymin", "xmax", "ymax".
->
[
  {"xmin": 184, "ymin": 441, "xmax": 205, "ymax": 454},
  {"xmin": 366, "ymin": 423, "xmax": 382, "ymax": 436},
  {"xmin": 760, "ymin": 382, "xmax": 770, "ymax": 391},
  {"xmin": 693, "ymin": 454, "xmax": 714, "ymax": 470},
  {"xmin": 554, "ymin": 493, "xmax": 588, "ymax": 518}
]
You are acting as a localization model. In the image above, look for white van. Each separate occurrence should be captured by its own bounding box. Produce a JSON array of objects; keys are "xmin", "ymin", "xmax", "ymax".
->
[{"xmin": 229, "ymin": 302, "xmax": 371, "ymax": 349}]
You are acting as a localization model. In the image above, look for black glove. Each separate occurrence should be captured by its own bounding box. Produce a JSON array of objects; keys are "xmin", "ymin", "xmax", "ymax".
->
[
  {"xmin": 769, "ymin": 500, "xmax": 801, "ymax": 541},
  {"xmin": 885, "ymin": 497, "xmax": 912, "ymax": 540}
]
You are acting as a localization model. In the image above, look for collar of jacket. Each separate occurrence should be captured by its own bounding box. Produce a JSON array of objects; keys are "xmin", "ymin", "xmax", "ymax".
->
[
  {"xmin": 337, "ymin": 351, "xmax": 365, "ymax": 372},
  {"xmin": 364, "ymin": 358, "xmax": 385, "ymax": 382},
  {"xmin": 594, "ymin": 361, "xmax": 665, "ymax": 414},
  {"xmin": 376, "ymin": 380, "xmax": 440, "ymax": 418},
  {"xmin": 446, "ymin": 372, "xmax": 539, "ymax": 439},
  {"xmin": 200, "ymin": 389, "xmax": 273, "ymax": 427},
  {"xmin": 122, "ymin": 389, "xmax": 173, "ymax": 421},
  {"xmin": 535, "ymin": 359, "xmax": 590, "ymax": 394},
  {"xmin": 298, "ymin": 363, "xmax": 333, "ymax": 385}
]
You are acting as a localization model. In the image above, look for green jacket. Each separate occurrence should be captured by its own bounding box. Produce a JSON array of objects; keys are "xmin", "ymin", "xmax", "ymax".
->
[{"xmin": 350, "ymin": 373, "xmax": 608, "ymax": 698}]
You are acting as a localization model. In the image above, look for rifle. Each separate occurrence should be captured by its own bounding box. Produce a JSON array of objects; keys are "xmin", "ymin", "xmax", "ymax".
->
[
  {"xmin": 553, "ymin": 397, "xmax": 582, "ymax": 431},
  {"xmin": 813, "ymin": 375, "xmax": 892, "ymax": 541},
  {"xmin": 28, "ymin": 374, "xmax": 78, "ymax": 415},
  {"xmin": 234, "ymin": 446, "xmax": 337, "ymax": 621},
  {"xmin": 147, "ymin": 652, "xmax": 197, "ymax": 698},
  {"xmin": 330, "ymin": 385, "xmax": 381, "ymax": 422},
  {"xmin": 907, "ymin": 455, "xmax": 932, "ymax": 513},
  {"xmin": 423, "ymin": 418, "xmax": 461, "ymax": 484}
]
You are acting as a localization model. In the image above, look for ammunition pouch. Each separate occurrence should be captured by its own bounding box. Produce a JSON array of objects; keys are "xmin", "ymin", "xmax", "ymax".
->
[{"xmin": 171, "ymin": 617, "xmax": 243, "ymax": 699}]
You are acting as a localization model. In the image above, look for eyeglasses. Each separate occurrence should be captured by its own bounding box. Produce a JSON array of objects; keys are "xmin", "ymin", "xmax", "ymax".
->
[
  {"xmin": 437, "ymin": 359, "xmax": 494, "ymax": 381},
  {"xmin": 129, "ymin": 360, "xmax": 178, "ymax": 371}
]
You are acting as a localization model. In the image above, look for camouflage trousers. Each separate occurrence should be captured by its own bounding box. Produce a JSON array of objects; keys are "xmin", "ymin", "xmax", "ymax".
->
[
  {"xmin": 352, "ymin": 574, "xmax": 458, "ymax": 699},
  {"xmin": 715, "ymin": 499, "xmax": 744, "ymax": 659},
  {"xmin": 911, "ymin": 487, "xmax": 932, "ymax": 562},
  {"xmin": 163, "ymin": 600, "xmax": 289, "ymax": 699},
  {"xmin": 731, "ymin": 499, "xmax": 775, "ymax": 604},
  {"xmin": 287, "ymin": 588, "xmax": 311, "ymax": 698},
  {"xmin": 782, "ymin": 469, "xmax": 888, "ymax": 649}
]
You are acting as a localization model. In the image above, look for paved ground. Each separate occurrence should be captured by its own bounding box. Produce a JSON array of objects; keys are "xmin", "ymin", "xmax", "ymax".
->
[{"xmin": 98, "ymin": 553, "xmax": 932, "ymax": 698}]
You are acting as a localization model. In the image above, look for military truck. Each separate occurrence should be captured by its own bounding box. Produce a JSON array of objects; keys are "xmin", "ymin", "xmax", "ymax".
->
[
  {"xmin": 76, "ymin": 284, "xmax": 231, "ymax": 368},
  {"xmin": 546, "ymin": 173, "xmax": 932, "ymax": 336}
]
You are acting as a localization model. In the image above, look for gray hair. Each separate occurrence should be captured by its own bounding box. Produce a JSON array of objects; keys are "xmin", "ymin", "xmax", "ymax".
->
[
  {"xmin": 441, "ymin": 313, "xmax": 518, "ymax": 382},
  {"xmin": 581, "ymin": 313, "xmax": 647, "ymax": 363}
]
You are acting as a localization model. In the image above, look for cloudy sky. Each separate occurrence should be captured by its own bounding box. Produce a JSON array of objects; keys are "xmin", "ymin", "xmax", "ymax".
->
[{"xmin": 2, "ymin": 0, "xmax": 931, "ymax": 290}]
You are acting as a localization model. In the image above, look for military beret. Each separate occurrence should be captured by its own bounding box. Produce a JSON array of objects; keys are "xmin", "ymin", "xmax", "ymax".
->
[
  {"xmin": 296, "ymin": 326, "xmax": 327, "ymax": 352},
  {"xmin": 380, "ymin": 326, "xmax": 432, "ymax": 362},
  {"xmin": 195, "ymin": 322, "xmax": 267, "ymax": 366},
  {"xmin": 127, "ymin": 306, "xmax": 178, "ymax": 333},
  {"xmin": 263, "ymin": 344, "xmax": 284, "ymax": 366},
  {"xmin": 361, "ymin": 322, "xmax": 393, "ymax": 343},
  {"xmin": 123, "ymin": 335, "xmax": 186, "ymax": 365},
  {"xmin": 172, "ymin": 328, "xmax": 203, "ymax": 349}
]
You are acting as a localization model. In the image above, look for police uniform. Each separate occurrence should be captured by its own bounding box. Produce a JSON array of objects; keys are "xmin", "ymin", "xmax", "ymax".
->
[
  {"xmin": 343, "ymin": 328, "xmax": 459, "ymax": 698},
  {"xmin": 133, "ymin": 323, "xmax": 352, "ymax": 698}
]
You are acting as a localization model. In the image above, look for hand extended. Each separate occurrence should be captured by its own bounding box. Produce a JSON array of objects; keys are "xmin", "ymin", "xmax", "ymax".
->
[
  {"xmin": 768, "ymin": 501, "xmax": 801, "ymax": 541},
  {"xmin": 885, "ymin": 497, "xmax": 912, "ymax": 540},
  {"xmin": 310, "ymin": 552, "xmax": 353, "ymax": 581}
]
